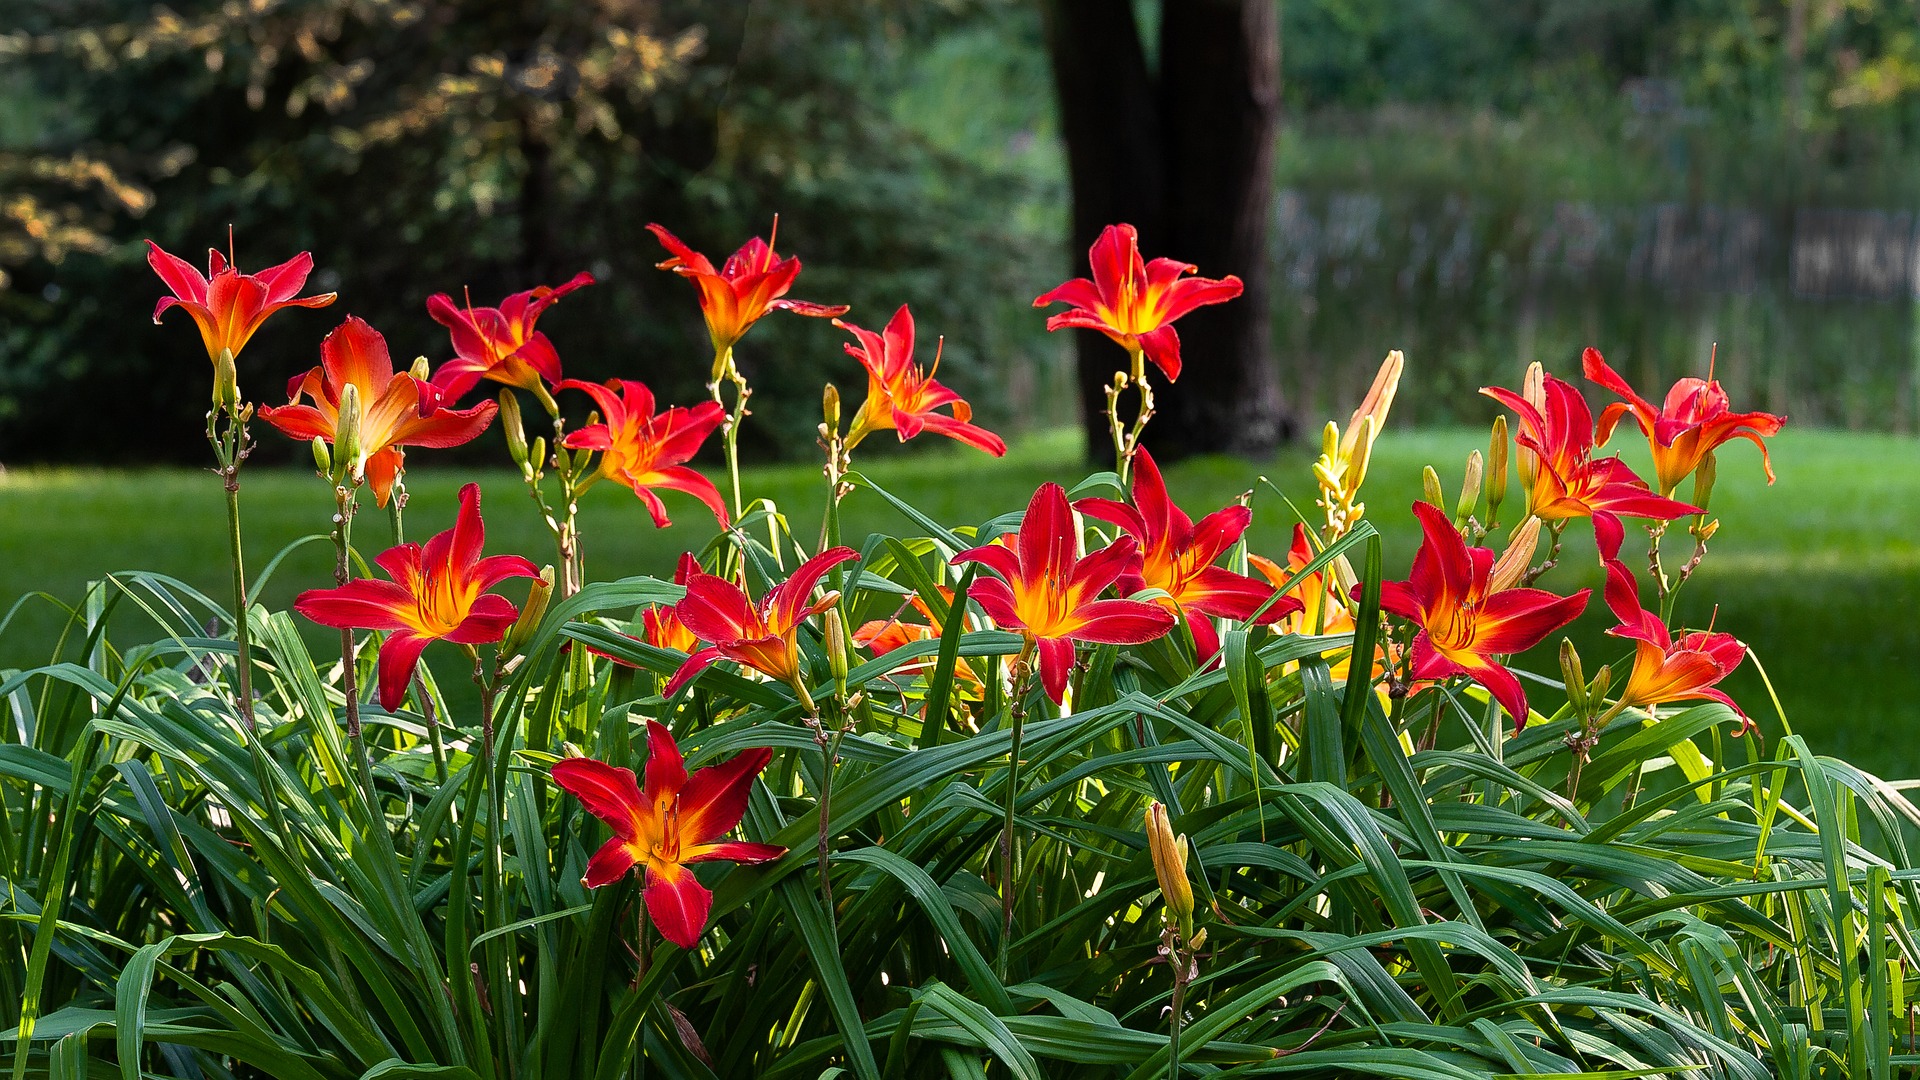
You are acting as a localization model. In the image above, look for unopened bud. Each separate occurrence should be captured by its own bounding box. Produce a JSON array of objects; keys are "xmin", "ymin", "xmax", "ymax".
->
[
  {"xmin": 1490, "ymin": 516, "xmax": 1540, "ymax": 593},
  {"xmin": 823, "ymin": 607, "xmax": 849, "ymax": 689},
  {"xmin": 1588, "ymin": 664, "xmax": 1612, "ymax": 706},
  {"xmin": 1560, "ymin": 639, "xmax": 1588, "ymax": 716},
  {"xmin": 1488, "ymin": 416, "xmax": 1510, "ymax": 524},
  {"xmin": 1691, "ymin": 450, "xmax": 1717, "ymax": 512},
  {"xmin": 310, "ymin": 436, "xmax": 332, "ymax": 477},
  {"xmin": 212, "ymin": 348, "xmax": 239, "ymax": 410},
  {"xmin": 409, "ymin": 356, "xmax": 431, "ymax": 381},
  {"xmin": 501, "ymin": 566, "xmax": 554, "ymax": 658},
  {"xmin": 1346, "ymin": 416, "xmax": 1376, "ymax": 492},
  {"xmin": 1457, "ymin": 450, "xmax": 1483, "ymax": 522},
  {"xmin": 1320, "ymin": 420, "xmax": 1340, "ymax": 464},
  {"xmin": 499, "ymin": 389, "xmax": 529, "ymax": 467},
  {"xmin": 529, "ymin": 436, "xmax": 547, "ymax": 474},
  {"xmin": 823, "ymin": 383, "xmax": 841, "ymax": 432},
  {"xmin": 334, "ymin": 382, "xmax": 363, "ymax": 484},
  {"xmin": 1420, "ymin": 465, "xmax": 1445, "ymax": 510},
  {"xmin": 1145, "ymin": 801, "xmax": 1194, "ymax": 938}
]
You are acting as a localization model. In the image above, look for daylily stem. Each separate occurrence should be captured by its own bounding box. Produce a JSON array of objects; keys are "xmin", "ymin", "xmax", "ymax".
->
[
  {"xmin": 1167, "ymin": 932, "xmax": 1189, "ymax": 1080},
  {"xmin": 998, "ymin": 640, "xmax": 1037, "ymax": 976},
  {"xmin": 809, "ymin": 710, "xmax": 842, "ymax": 933},
  {"xmin": 1521, "ymin": 520, "xmax": 1566, "ymax": 587},
  {"xmin": 1108, "ymin": 349, "xmax": 1156, "ymax": 487},
  {"xmin": 711, "ymin": 347, "xmax": 751, "ymax": 525},
  {"xmin": 333, "ymin": 483, "xmax": 378, "ymax": 811},
  {"xmin": 209, "ymin": 403, "xmax": 287, "ymax": 838}
]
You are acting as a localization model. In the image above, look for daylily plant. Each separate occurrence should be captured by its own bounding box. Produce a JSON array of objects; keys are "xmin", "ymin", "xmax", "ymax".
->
[
  {"xmin": 1603, "ymin": 559, "xmax": 1748, "ymax": 724},
  {"xmin": 558, "ymin": 378, "xmax": 729, "ymax": 528},
  {"xmin": 648, "ymin": 220, "xmax": 849, "ymax": 379},
  {"xmin": 147, "ymin": 239, "xmax": 337, "ymax": 379},
  {"xmin": 1482, "ymin": 370, "xmax": 1701, "ymax": 561},
  {"xmin": 838, "ymin": 304, "xmax": 1007, "ymax": 456},
  {"xmin": 1371, "ymin": 501, "xmax": 1589, "ymax": 728},
  {"xmin": 551, "ymin": 722, "xmax": 785, "ymax": 949},
  {"xmin": 953, "ymin": 482, "xmax": 1176, "ymax": 703},
  {"xmin": 426, "ymin": 272, "xmax": 594, "ymax": 402},
  {"xmin": 664, "ymin": 547, "xmax": 861, "ymax": 702},
  {"xmin": 1033, "ymin": 222, "xmax": 1243, "ymax": 382},
  {"xmin": 1076, "ymin": 448, "xmax": 1295, "ymax": 662},
  {"xmin": 1583, "ymin": 346, "xmax": 1786, "ymax": 497},
  {"xmin": 260, "ymin": 315, "xmax": 496, "ymax": 505},
  {"xmin": 294, "ymin": 483, "xmax": 539, "ymax": 709}
]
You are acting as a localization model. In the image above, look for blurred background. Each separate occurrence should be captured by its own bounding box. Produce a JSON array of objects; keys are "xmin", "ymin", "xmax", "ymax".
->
[
  {"xmin": 9, "ymin": 0, "xmax": 1920, "ymax": 464},
  {"xmin": 3, "ymin": 2, "xmax": 1920, "ymax": 772}
]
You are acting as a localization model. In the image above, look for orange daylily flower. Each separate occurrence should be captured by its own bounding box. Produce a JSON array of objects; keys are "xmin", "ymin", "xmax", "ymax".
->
[
  {"xmin": 259, "ymin": 316, "xmax": 497, "ymax": 506},
  {"xmin": 664, "ymin": 547, "xmax": 861, "ymax": 698},
  {"xmin": 426, "ymin": 272, "xmax": 594, "ymax": 401},
  {"xmin": 1076, "ymin": 448, "xmax": 1296, "ymax": 662},
  {"xmin": 552, "ymin": 722, "xmax": 786, "ymax": 949},
  {"xmin": 854, "ymin": 587, "xmax": 984, "ymax": 692},
  {"xmin": 1603, "ymin": 559, "xmax": 1748, "ymax": 727},
  {"xmin": 1252, "ymin": 524, "xmax": 1356, "ymax": 642},
  {"xmin": 146, "ymin": 238, "xmax": 336, "ymax": 371},
  {"xmin": 559, "ymin": 379, "xmax": 729, "ymax": 529},
  {"xmin": 294, "ymin": 483, "xmax": 539, "ymax": 709},
  {"xmin": 1033, "ymin": 223, "xmax": 1243, "ymax": 382},
  {"xmin": 952, "ymin": 482, "xmax": 1176, "ymax": 703},
  {"xmin": 1367, "ymin": 502, "xmax": 1589, "ymax": 730},
  {"xmin": 1481, "ymin": 371, "xmax": 1700, "ymax": 562},
  {"xmin": 648, "ymin": 220, "xmax": 849, "ymax": 378},
  {"xmin": 838, "ymin": 304, "xmax": 1006, "ymax": 456},
  {"xmin": 1583, "ymin": 347, "xmax": 1786, "ymax": 497}
]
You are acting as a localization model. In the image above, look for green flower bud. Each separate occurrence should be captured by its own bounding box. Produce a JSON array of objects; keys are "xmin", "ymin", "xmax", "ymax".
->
[
  {"xmin": 500, "ymin": 566, "xmax": 555, "ymax": 658},
  {"xmin": 310, "ymin": 436, "xmax": 332, "ymax": 477},
  {"xmin": 1488, "ymin": 415, "xmax": 1510, "ymax": 524},
  {"xmin": 499, "ymin": 389, "xmax": 529, "ymax": 468},
  {"xmin": 334, "ymin": 382, "xmax": 363, "ymax": 485},
  {"xmin": 1692, "ymin": 450, "xmax": 1717, "ymax": 514},
  {"xmin": 1560, "ymin": 638, "xmax": 1587, "ymax": 717},
  {"xmin": 1421, "ymin": 465, "xmax": 1445, "ymax": 510},
  {"xmin": 1457, "ymin": 449, "xmax": 1484, "ymax": 522},
  {"xmin": 212, "ymin": 348, "xmax": 239, "ymax": 410}
]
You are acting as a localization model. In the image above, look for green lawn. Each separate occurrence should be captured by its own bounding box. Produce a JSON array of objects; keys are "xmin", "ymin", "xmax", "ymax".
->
[{"xmin": 3, "ymin": 427, "xmax": 1916, "ymax": 775}]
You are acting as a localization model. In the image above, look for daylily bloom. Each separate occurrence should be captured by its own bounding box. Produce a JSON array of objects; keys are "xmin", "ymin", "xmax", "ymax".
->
[
  {"xmin": 259, "ymin": 316, "xmax": 496, "ymax": 506},
  {"xmin": 838, "ymin": 305, "xmax": 1006, "ymax": 456},
  {"xmin": 1481, "ymin": 371, "xmax": 1700, "ymax": 562},
  {"xmin": 294, "ymin": 483, "xmax": 540, "ymax": 709},
  {"xmin": 648, "ymin": 220, "xmax": 849, "ymax": 378},
  {"xmin": 1033, "ymin": 223, "xmax": 1243, "ymax": 382},
  {"xmin": 583, "ymin": 553, "xmax": 702, "ymax": 667},
  {"xmin": 952, "ymin": 482, "xmax": 1176, "ymax": 703},
  {"xmin": 551, "ymin": 722, "xmax": 786, "ymax": 949},
  {"xmin": 1366, "ymin": 502, "xmax": 1589, "ymax": 730},
  {"xmin": 1076, "ymin": 448, "xmax": 1297, "ymax": 662},
  {"xmin": 854, "ymin": 586, "xmax": 984, "ymax": 692},
  {"xmin": 558, "ymin": 379, "xmax": 728, "ymax": 528},
  {"xmin": 664, "ymin": 547, "xmax": 861, "ymax": 699},
  {"xmin": 1602, "ymin": 559, "xmax": 1748, "ymax": 724},
  {"xmin": 1583, "ymin": 346, "xmax": 1786, "ymax": 497},
  {"xmin": 147, "ymin": 239, "xmax": 336, "ymax": 372},
  {"xmin": 1251, "ymin": 524, "xmax": 1355, "ymax": 642},
  {"xmin": 426, "ymin": 272, "xmax": 594, "ymax": 401}
]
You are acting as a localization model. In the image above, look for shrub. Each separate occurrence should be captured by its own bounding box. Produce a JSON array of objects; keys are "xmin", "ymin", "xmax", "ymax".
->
[{"xmin": 2, "ymin": 219, "xmax": 1913, "ymax": 1080}]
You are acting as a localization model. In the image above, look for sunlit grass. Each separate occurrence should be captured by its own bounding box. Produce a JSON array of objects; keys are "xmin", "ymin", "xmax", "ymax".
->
[{"xmin": 3, "ymin": 426, "xmax": 1915, "ymax": 773}]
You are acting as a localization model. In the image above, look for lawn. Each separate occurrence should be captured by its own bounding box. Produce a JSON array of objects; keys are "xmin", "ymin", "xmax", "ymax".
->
[{"xmin": 3, "ymin": 426, "xmax": 1915, "ymax": 775}]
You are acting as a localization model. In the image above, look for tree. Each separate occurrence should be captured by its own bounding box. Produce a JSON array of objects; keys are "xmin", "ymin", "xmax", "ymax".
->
[{"xmin": 1042, "ymin": 0, "xmax": 1285, "ymax": 463}]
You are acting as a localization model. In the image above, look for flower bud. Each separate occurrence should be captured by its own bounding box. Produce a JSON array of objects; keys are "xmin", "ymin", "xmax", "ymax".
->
[
  {"xmin": 1145, "ymin": 801, "xmax": 1194, "ymax": 938},
  {"xmin": 1420, "ymin": 465, "xmax": 1445, "ymax": 510},
  {"xmin": 409, "ymin": 356, "xmax": 432, "ymax": 381},
  {"xmin": 334, "ymin": 382, "xmax": 363, "ymax": 485},
  {"xmin": 310, "ymin": 436, "xmax": 332, "ymax": 477},
  {"xmin": 1588, "ymin": 663, "xmax": 1612, "ymax": 706},
  {"xmin": 1457, "ymin": 449, "xmax": 1483, "ymax": 522},
  {"xmin": 1560, "ymin": 638, "xmax": 1588, "ymax": 717},
  {"xmin": 498, "ymin": 389, "xmax": 529, "ymax": 467},
  {"xmin": 1691, "ymin": 450, "xmax": 1717, "ymax": 512},
  {"xmin": 1320, "ymin": 420, "xmax": 1340, "ymax": 463},
  {"xmin": 1695, "ymin": 518, "xmax": 1719, "ymax": 543},
  {"xmin": 212, "ymin": 348, "xmax": 239, "ymax": 410},
  {"xmin": 500, "ymin": 566, "xmax": 554, "ymax": 658},
  {"xmin": 528, "ymin": 436, "xmax": 547, "ymax": 475},
  {"xmin": 823, "ymin": 606, "xmax": 849, "ymax": 689},
  {"xmin": 823, "ymin": 383, "xmax": 841, "ymax": 433},
  {"xmin": 1490, "ymin": 516, "xmax": 1540, "ymax": 593},
  {"xmin": 1487, "ymin": 416, "xmax": 1510, "ymax": 524}
]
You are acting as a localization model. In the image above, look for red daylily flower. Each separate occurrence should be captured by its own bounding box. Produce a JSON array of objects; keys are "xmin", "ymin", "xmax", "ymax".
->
[
  {"xmin": 1367, "ymin": 502, "xmax": 1589, "ymax": 730},
  {"xmin": 952, "ymin": 482, "xmax": 1176, "ymax": 703},
  {"xmin": 838, "ymin": 305, "xmax": 1006, "ymax": 456},
  {"xmin": 1603, "ymin": 559, "xmax": 1748, "ymax": 724},
  {"xmin": 551, "ymin": 722, "xmax": 785, "ymax": 949},
  {"xmin": 558, "ymin": 379, "xmax": 728, "ymax": 528},
  {"xmin": 664, "ymin": 547, "xmax": 861, "ymax": 697},
  {"xmin": 1583, "ymin": 347, "xmax": 1786, "ymax": 497},
  {"xmin": 260, "ymin": 316, "xmax": 496, "ymax": 506},
  {"xmin": 648, "ymin": 220, "xmax": 849, "ymax": 375},
  {"xmin": 1481, "ymin": 372, "xmax": 1700, "ymax": 562},
  {"xmin": 1076, "ymin": 448, "xmax": 1296, "ymax": 662},
  {"xmin": 294, "ymin": 483, "xmax": 539, "ymax": 710},
  {"xmin": 1033, "ymin": 223, "xmax": 1243, "ymax": 382},
  {"xmin": 147, "ymin": 239, "xmax": 336, "ymax": 365},
  {"xmin": 426, "ymin": 272, "xmax": 594, "ymax": 400}
]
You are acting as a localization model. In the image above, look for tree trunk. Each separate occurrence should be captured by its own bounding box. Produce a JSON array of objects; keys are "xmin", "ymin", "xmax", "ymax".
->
[{"xmin": 1043, "ymin": 0, "xmax": 1287, "ymax": 464}]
